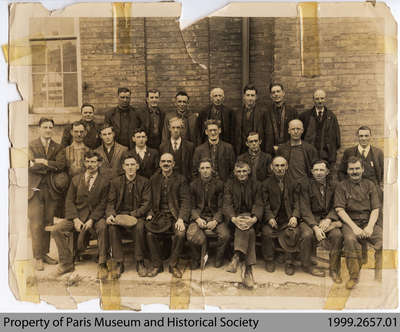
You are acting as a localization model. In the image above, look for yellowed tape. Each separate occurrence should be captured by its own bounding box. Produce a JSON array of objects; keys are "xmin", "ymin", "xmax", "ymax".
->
[
  {"xmin": 13, "ymin": 260, "xmax": 40, "ymax": 303},
  {"xmin": 383, "ymin": 137, "xmax": 397, "ymax": 159},
  {"xmin": 11, "ymin": 147, "xmax": 29, "ymax": 168},
  {"xmin": 376, "ymin": 35, "xmax": 397, "ymax": 56},
  {"xmin": 112, "ymin": 2, "xmax": 133, "ymax": 54},
  {"xmin": 298, "ymin": 2, "xmax": 320, "ymax": 77},
  {"xmin": 100, "ymin": 279, "xmax": 121, "ymax": 310},
  {"xmin": 324, "ymin": 250, "xmax": 397, "ymax": 310},
  {"xmin": 170, "ymin": 264, "xmax": 191, "ymax": 310}
]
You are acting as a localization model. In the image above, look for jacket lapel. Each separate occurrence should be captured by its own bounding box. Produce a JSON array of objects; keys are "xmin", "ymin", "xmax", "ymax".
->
[{"xmin": 117, "ymin": 176, "xmax": 125, "ymax": 209}]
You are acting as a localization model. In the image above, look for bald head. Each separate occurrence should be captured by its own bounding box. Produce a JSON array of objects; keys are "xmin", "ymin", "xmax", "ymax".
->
[
  {"xmin": 313, "ymin": 89, "xmax": 326, "ymax": 109},
  {"xmin": 288, "ymin": 119, "xmax": 304, "ymax": 142},
  {"xmin": 210, "ymin": 88, "xmax": 225, "ymax": 106},
  {"xmin": 271, "ymin": 156, "xmax": 288, "ymax": 177}
]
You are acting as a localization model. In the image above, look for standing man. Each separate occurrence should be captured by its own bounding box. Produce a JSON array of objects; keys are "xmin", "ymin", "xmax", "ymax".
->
[
  {"xmin": 162, "ymin": 91, "xmax": 201, "ymax": 147},
  {"xmin": 94, "ymin": 124, "xmax": 128, "ymax": 181},
  {"xmin": 338, "ymin": 126, "xmax": 384, "ymax": 190},
  {"xmin": 199, "ymin": 88, "xmax": 233, "ymax": 144},
  {"xmin": 105, "ymin": 87, "xmax": 142, "ymax": 148},
  {"xmin": 299, "ymin": 89, "xmax": 341, "ymax": 166},
  {"xmin": 139, "ymin": 89, "xmax": 164, "ymax": 149},
  {"xmin": 335, "ymin": 156, "xmax": 382, "ymax": 289},
  {"xmin": 238, "ymin": 132, "xmax": 272, "ymax": 182},
  {"xmin": 106, "ymin": 152, "xmax": 152, "ymax": 279},
  {"xmin": 187, "ymin": 159, "xmax": 230, "ymax": 269},
  {"xmin": 277, "ymin": 119, "xmax": 318, "ymax": 183},
  {"xmin": 264, "ymin": 83, "xmax": 298, "ymax": 155},
  {"xmin": 129, "ymin": 128, "xmax": 159, "ymax": 179},
  {"xmin": 65, "ymin": 121, "xmax": 90, "ymax": 177},
  {"xmin": 223, "ymin": 161, "xmax": 263, "ymax": 289},
  {"xmin": 52, "ymin": 151, "xmax": 110, "ymax": 277},
  {"xmin": 61, "ymin": 104, "xmax": 101, "ymax": 150},
  {"xmin": 192, "ymin": 119, "xmax": 235, "ymax": 182},
  {"xmin": 261, "ymin": 156, "xmax": 302, "ymax": 276},
  {"xmin": 300, "ymin": 160, "xmax": 343, "ymax": 281},
  {"xmin": 28, "ymin": 117, "xmax": 66, "ymax": 271},
  {"xmin": 232, "ymin": 84, "xmax": 266, "ymax": 155},
  {"xmin": 160, "ymin": 117, "xmax": 194, "ymax": 182},
  {"xmin": 145, "ymin": 153, "xmax": 191, "ymax": 278}
]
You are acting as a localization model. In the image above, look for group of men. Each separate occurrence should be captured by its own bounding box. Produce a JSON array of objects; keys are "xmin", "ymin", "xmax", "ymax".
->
[{"xmin": 28, "ymin": 84, "xmax": 384, "ymax": 290}]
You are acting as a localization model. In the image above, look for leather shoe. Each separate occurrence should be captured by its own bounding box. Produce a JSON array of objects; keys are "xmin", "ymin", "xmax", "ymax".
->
[
  {"xmin": 265, "ymin": 260, "xmax": 276, "ymax": 273},
  {"xmin": 330, "ymin": 270, "xmax": 343, "ymax": 284},
  {"xmin": 111, "ymin": 262, "xmax": 124, "ymax": 280},
  {"xmin": 136, "ymin": 261, "xmax": 147, "ymax": 277},
  {"xmin": 242, "ymin": 266, "xmax": 255, "ymax": 289},
  {"xmin": 303, "ymin": 266, "xmax": 326, "ymax": 277},
  {"xmin": 345, "ymin": 278, "xmax": 358, "ymax": 290},
  {"xmin": 190, "ymin": 260, "xmax": 200, "ymax": 270},
  {"xmin": 34, "ymin": 259, "xmax": 44, "ymax": 271},
  {"xmin": 215, "ymin": 255, "xmax": 224, "ymax": 268},
  {"xmin": 97, "ymin": 263, "xmax": 108, "ymax": 280},
  {"xmin": 147, "ymin": 265, "xmax": 163, "ymax": 277},
  {"xmin": 285, "ymin": 263, "xmax": 295, "ymax": 276},
  {"xmin": 56, "ymin": 263, "xmax": 74, "ymax": 275},
  {"xmin": 169, "ymin": 265, "xmax": 183, "ymax": 278},
  {"xmin": 226, "ymin": 254, "xmax": 239, "ymax": 273},
  {"xmin": 43, "ymin": 254, "xmax": 58, "ymax": 265}
]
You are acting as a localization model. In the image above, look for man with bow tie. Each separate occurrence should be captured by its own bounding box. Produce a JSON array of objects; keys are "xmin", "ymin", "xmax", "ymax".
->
[
  {"xmin": 28, "ymin": 117, "xmax": 66, "ymax": 271},
  {"xmin": 299, "ymin": 89, "xmax": 341, "ymax": 166},
  {"xmin": 199, "ymin": 88, "xmax": 234, "ymax": 145},
  {"xmin": 51, "ymin": 151, "xmax": 110, "ymax": 277},
  {"xmin": 264, "ymin": 83, "xmax": 298, "ymax": 155}
]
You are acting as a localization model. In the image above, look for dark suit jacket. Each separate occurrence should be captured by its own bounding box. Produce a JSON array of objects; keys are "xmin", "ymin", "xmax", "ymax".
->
[
  {"xmin": 65, "ymin": 172, "xmax": 110, "ymax": 222},
  {"xmin": 264, "ymin": 103, "xmax": 298, "ymax": 155},
  {"xmin": 238, "ymin": 151, "xmax": 272, "ymax": 182},
  {"xmin": 162, "ymin": 110, "xmax": 201, "ymax": 147},
  {"xmin": 190, "ymin": 176, "xmax": 224, "ymax": 223},
  {"xmin": 232, "ymin": 105, "xmax": 266, "ymax": 155},
  {"xmin": 137, "ymin": 105, "xmax": 165, "ymax": 149},
  {"xmin": 159, "ymin": 139, "xmax": 194, "ymax": 181},
  {"xmin": 222, "ymin": 178, "xmax": 264, "ymax": 222},
  {"xmin": 199, "ymin": 104, "xmax": 234, "ymax": 144},
  {"xmin": 104, "ymin": 106, "xmax": 142, "ymax": 148},
  {"xmin": 94, "ymin": 143, "xmax": 128, "ymax": 180},
  {"xmin": 128, "ymin": 147, "xmax": 159, "ymax": 179},
  {"xmin": 149, "ymin": 171, "xmax": 191, "ymax": 222},
  {"xmin": 276, "ymin": 141, "xmax": 318, "ymax": 178},
  {"xmin": 28, "ymin": 138, "xmax": 66, "ymax": 200},
  {"xmin": 61, "ymin": 120, "xmax": 101, "ymax": 150},
  {"xmin": 192, "ymin": 140, "xmax": 235, "ymax": 182},
  {"xmin": 106, "ymin": 174, "xmax": 151, "ymax": 218},
  {"xmin": 299, "ymin": 178, "xmax": 338, "ymax": 228},
  {"xmin": 262, "ymin": 175, "xmax": 300, "ymax": 223},
  {"xmin": 338, "ymin": 145, "xmax": 384, "ymax": 185},
  {"xmin": 299, "ymin": 107, "xmax": 341, "ymax": 163}
]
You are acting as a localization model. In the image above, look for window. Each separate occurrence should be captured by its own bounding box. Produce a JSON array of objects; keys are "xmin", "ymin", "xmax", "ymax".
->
[{"xmin": 29, "ymin": 18, "xmax": 80, "ymax": 112}]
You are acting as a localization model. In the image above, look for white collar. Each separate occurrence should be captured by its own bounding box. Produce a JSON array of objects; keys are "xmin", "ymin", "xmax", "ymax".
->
[
  {"xmin": 358, "ymin": 144, "xmax": 371, "ymax": 155},
  {"xmin": 171, "ymin": 137, "xmax": 182, "ymax": 146},
  {"xmin": 85, "ymin": 171, "xmax": 98, "ymax": 180},
  {"xmin": 135, "ymin": 146, "xmax": 147, "ymax": 154},
  {"xmin": 40, "ymin": 137, "xmax": 51, "ymax": 147}
]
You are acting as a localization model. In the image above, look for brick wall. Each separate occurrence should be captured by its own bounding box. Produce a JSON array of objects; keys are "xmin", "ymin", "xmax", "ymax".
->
[{"xmin": 272, "ymin": 17, "xmax": 386, "ymax": 157}]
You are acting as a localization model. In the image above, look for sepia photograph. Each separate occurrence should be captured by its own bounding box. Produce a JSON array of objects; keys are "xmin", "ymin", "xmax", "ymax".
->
[{"xmin": 6, "ymin": 0, "xmax": 398, "ymax": 310}]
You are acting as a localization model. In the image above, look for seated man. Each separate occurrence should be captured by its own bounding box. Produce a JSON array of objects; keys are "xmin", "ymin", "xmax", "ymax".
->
[
  {"xmin": 300, "ymin": 160, "xmax": 343, "ymax": 281},
  {"xmin": 94, "ymin": 124, "xmax": 128, "ymax": 181},
  {"xmin": 238, "ymin": 131, "xmax": 272, "ymax": 182},
  {"xmin": 51, "ymin": 151, "xmax": 110, "ymax": 277},
  {"xmin": 187, "ymin": 159, "xmax": 229, "ymax": 269},
  {"xmin": 129, "ymin": 127, "xmax": 159, "ymax": 179},
  {"xmin": 223, "ymin": 161, "xmax": 263, "ymax": 289},
  {"xmin": 146, "ymin": 153, "xmax": 191, "ymax": 278},
  {"xmin": 105, "ymin": 152, "xmax": 151, "ymax": 279},
  {"xmin": 335, "ymin": 156, "xmax": 382, "ymax": 289},
  {"xmin": 262, "ymin": 156, "xmax": 305, "ymax": 276}
]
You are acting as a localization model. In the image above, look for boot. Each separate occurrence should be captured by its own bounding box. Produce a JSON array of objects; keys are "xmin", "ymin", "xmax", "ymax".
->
[
  {"xmin": 346, "ymin": 256, "xmax": 360, "ymax": 287},
  {"xmin": 226, "ymin": 253, "xmax": 240, "ymax": 273},
  {"xmin": 329, "ymin": 251, "xmax": 342, "ymax": 284}
]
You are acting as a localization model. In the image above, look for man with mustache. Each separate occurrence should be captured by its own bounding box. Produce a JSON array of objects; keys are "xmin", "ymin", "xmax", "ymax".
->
[
  {"xmin": 335, "ymin": 156, "xmax": 382, "ymax": 289},
  {"xmin": 65, "ymin": 121, "xmax": 90, "ymax": 177},
  {"xmin": 145, "ymin": 153, "xmax": 191, "ymax": 278},
  {"xmin": 51, "ymin": 151, "xmax": 110, "ymax": 277}
]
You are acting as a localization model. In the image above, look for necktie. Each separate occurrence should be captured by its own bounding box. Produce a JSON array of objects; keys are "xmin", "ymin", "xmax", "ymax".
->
[
  {"xmin": 87, "ymin": 175, "xmax": 94, "ymax": 191},
  {"xmin": 361, "ymin": 149, "xmax": 367, "ymax": 159},
  {"xmin": 317, "ymin": 111, "xmax": 322, "ymax": 122},
  {"xmin": 278, "ymin": 179, "xmax": 284, "ymax": 192},
  {"xmin": 320, "ymin": 185, "xmax": 325, "ymax": 197},
  {"xmin": 45, "ymin": 139, "xmax": 50, "ymax": 155},
  {"xmin": 173, "ymin": 141, "xmax": 178, "ymax": 151}
]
